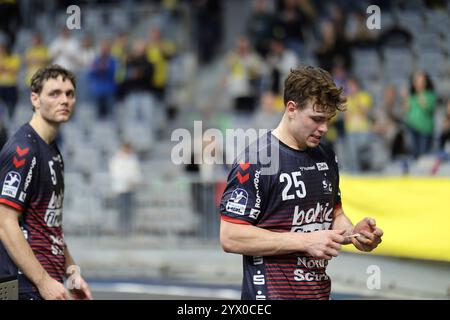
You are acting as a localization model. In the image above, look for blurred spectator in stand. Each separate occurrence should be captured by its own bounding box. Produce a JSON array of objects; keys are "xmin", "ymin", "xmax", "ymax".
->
[
  {"xmin": 378, "ymin": 23, "xmax": 413, "ymax": 50},
  {"xmin": 401, "ymin": 71, "xmax": 436, "ymax": 159},
  {"xmin": 347, "ymin": 10, "xmax": 379, "ymax": 50},
  {"xmin": 111, "ymin": 31, "xmax": 129, "ymax": 101},
  {"xmin": 246, "ymin": 0, "xmax": 276, "ymax": 58},
  {"xmin": 439, "ymin": 100, "xmax": 450, "ymax": 153},
  {"xmin": 89, "ymin": 40, "xmax": 117, "ymax": 120},
  {"xmin": 0, "ymin": 42, "xmax": 20, "ymax": 120},
  {"xmin": 344, "ymin": 76, "xmax": 374, "ymax": 172},
  {"xmin": 265, "ymin": 37, "xmax": 299, "ymax": 95},
  {"xmin": 273, "ymin": 0, "xmax": 311, "ymax": 58},
  {"xmin": 252, "ymin": 90, "xmax": 283, "ymax": 130},
  {"xmin": 190, "ymin": 133, "xmax": 225, "ymax": 238},
  {"xmin": 425, "ymin": 0, "xmax": 447, "ymax": 10},
  {"xmin": 76, "ymin": 34, "xmax": 96, "ymax": 71},
  {"xmin": 0, "ymin": 0, "xmax": 20, "ymax": 48},
  {"xmin": 329, "ymin": 62, "xmax": 349, "ymax": 144},
  {"xmin": 192, "ymin": 0, "xmax": 223, "ymax": 65},
  {"xmin": 122, "ymin": 39, "xmax": 154, "ymax": 125},
  {"xmin": 328, "ymin": 3, "xmax": 347, "ymax": 40},
  {"xmin": 109, "ymin": 142, "xmax": 142, "ymax": 237},
  {"xmin": 48, "ymin": 28, "xmax": 79, "ymax": 71},
  {"xmin": 74, "ymin": 34, "xmax": 96, "ymax": 104},
  {"xmin": 24, "ymin": 33, "xmax": 49, "ymax": 87},
  {"xmin": 0, "ymin": 114, "xmax": 7, "ymax": 150},
  {"xmin": 315, "ymin": 19, "xmax": 352, "ymax": 72},
  {"xmin": 146, "ymin": 27, "xmax": 176, "ymax": 102},
  {"xmin": 224, "ymin": 36, "xmax": 263, "ymax": 114},
  {"xmin": 372, "ymin": 85, "xmax": 406, "ymax": 162}
]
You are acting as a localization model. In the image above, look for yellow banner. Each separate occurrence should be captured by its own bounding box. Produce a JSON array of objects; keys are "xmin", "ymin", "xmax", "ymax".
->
[{"xmin": 340, "ymin": 175, "xmax": 450, "ymax": 262}]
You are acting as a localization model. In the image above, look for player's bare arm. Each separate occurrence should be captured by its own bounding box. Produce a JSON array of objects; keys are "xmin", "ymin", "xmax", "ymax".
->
[
  {"xmin": 221, "ymin": 219, "xmax": 346, "ymax": 260},
  {"xmin": 332, "ymin": 206, "xmax": 355, "ymax": 244},
  {"xmin": 0, "ymin": 204, "xmax": 70, "ymax": 300}
]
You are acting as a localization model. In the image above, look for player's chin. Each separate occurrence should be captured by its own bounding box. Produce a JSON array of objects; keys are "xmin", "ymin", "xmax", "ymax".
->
[
  {"xmin": 307, "ymin": 136, "xmax": 321, "ymax": 147},
  {"xmin": 55, "ymin": 114, "xmax": 72, "ymax": 123}
]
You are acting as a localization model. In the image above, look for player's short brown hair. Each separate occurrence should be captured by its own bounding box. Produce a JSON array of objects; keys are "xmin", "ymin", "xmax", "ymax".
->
[
  {"xmin": 30, "ymin": 64, "xmax": 76, "ymax": 95},
  {"xmin": 284, "ymin": 66, "xmax": 346, "ymax": 114}
]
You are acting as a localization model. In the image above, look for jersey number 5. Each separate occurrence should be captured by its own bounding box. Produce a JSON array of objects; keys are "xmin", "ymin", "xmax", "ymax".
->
[
  {"xmin": 48, "ymin": 161, "xmax": 57, "ymax": 185},
  {"xmin": 280, "ymin": 171, "xmax": 306, "ymax": 201}
]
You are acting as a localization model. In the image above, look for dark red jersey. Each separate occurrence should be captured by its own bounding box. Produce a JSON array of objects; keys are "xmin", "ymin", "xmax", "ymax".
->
[
  {"xmin": 220, "ymin": 132, "xmax": 341, "ymax": 300},
  {"xmin": 0, "ymin": 123, "xmax": 66, "ymax": 293}
]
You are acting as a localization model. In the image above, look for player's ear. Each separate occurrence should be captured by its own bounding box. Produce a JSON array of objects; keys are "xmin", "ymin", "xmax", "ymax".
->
[
  {"xmin": 286, "ymin": 100, "xmax": 297, "ymax": 119},
  {"xmin": 30, "ymin": 92, "xmax": 40, "ymax": 111}
]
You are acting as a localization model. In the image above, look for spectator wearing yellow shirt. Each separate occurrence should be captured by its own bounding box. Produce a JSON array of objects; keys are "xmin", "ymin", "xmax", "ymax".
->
[
  {"xmin": 224, "ymin": 36, "xmax": 263, "ymax": 113},
  {"xmin": 24, "ymin": 33, "xmax": 49, "ymax": 86},
  {"xmin": 0, "ymin": 42, "xmax": 20, "ymax": 119},
  {"xmin": 344, "ymin": 77, "xmax": 374, "ymax": 172},
  {"xmin": 146, "ymin": 27, "xmax": 176, "ymax": 101}
]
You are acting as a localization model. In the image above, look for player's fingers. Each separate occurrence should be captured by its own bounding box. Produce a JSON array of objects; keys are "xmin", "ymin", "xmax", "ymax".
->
[
  {"xmin": 330, "ymin": 241, "xmax": 342, "ymax": 251},
  {"xmin": 360, "ymin": 230, "xmax": 375, "ymax": 241},
  {"xmin": 352, "ymin": 238, "xmax": 371, "ymax": 252},
  {"xmin": 374, "ymin": 227, "xmax": 384, "ymax": 238},
  {"xmin": 373, "ymin": 236, "xmax": 382, "ymax": 246},
  {"xmin": 330, "ymin": 230, "xmax": 346, "ymax": 243},
  {"xmin": 356, "ymin": 234, "xmax": 373, "ymax": 246},
  {"xmin": 327, "ymin": 247, "xmax": 340, "ymax": 257},
  {"xmin": 322, "ymin": 254, "xmax": 332, "ymax": 260}
]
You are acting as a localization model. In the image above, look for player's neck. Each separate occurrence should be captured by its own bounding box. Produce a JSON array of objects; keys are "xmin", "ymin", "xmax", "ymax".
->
[
  {"xmin": 29, "ymin": 114, "xmax": 60, "ymax": 144},
  {"xmin": 272, "ymin": 117, "xmax": 306, "ymax": 151}
]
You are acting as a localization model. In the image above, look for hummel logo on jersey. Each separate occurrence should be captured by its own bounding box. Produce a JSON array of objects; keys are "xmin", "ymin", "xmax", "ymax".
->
[
  {"xmin": 316, "ymin": 162, "xmax": 329, "ymax": 171},
  {"xmin": 16, "ymin": 146, "xmax": 29, "ymax": 157},
  {"xmin": 2, "ymin": 172, "xmax": 21, "ymax": 198},
  {"xmin": 13, "ymin": 146, "xmax": 29, "ymax": 168},
  {"xmin": 237, "ymin": 162, "xmax": 250, "ymax": 184}
]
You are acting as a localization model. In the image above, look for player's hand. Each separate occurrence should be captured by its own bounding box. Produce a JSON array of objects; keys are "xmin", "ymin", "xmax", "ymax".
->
[
  {"xmin": 303, "ymin": 229, "xmax": 346, "ymax": 260},
  {"xmin": 37, "ymin": 273, "xmax": 72, "ymax": 300},
  {"xmin": 351, "ymin": 217, "xmax": 383, "ymax": 252},
  {"xmin": 68, "ymin": 275, "xmax": 93, "ymax": 300}
]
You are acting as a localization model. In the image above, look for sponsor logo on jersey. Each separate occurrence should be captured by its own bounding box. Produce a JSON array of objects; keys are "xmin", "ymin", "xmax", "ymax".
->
[
  {"xmin": 250, "ymin": 170, "xmax": 262, "ymax": 219},
  {"xmin": 2, "ymin": 171, "xmax": 21, "ymax": 198},
  {"xmin": 249, "ymin": 208, "xmax": 260, "ymax": 219},
  {"xmin": 19, "ymin": 191, "xmax": 26, "ymax": 202},
  {"xmin": 24, "ymin": 156, "xmax": 36, "ymax": 192},
  {"xmin": 50, "ymin": 235, "xmax": 65, "ymax": 256},
  {"xmin": 322, "ymin": 179, "xmax": 333, "ymax": 194},
  {"xmin": 44, "ymin": 191, "xmax": 64, "ymax": 227},
  {"xmin": 293, "ymin": 269, "xmax": 329, "ymax": 282},
  {"xmin": 253, "ymin": 256, "xmax": 263, "ymax": 265},
  {"xmin": 226, "ymin": 188, "xmax": 248, "ymax": 215},
  {"xmin": 253, "ymin": 272, "xmax": 265, "ymax": 285},
  {"xmin": 316, "ymin": 162, "xmax": 329, "ymax": 171},
  {"xmin": 290, "ymin": 202, "xmax": 333, "ymax": 232}
]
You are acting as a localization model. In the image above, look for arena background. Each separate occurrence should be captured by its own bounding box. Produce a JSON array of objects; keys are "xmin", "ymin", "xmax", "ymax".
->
[{"xmin": 0, "ymin": 0, "xmax": 449, "ymax": 300}]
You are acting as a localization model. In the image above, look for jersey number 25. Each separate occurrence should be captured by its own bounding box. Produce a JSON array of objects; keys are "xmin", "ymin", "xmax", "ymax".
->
[{"xmin": 280, "ymin": 171, "xmax": 306, "ymax": 201}]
